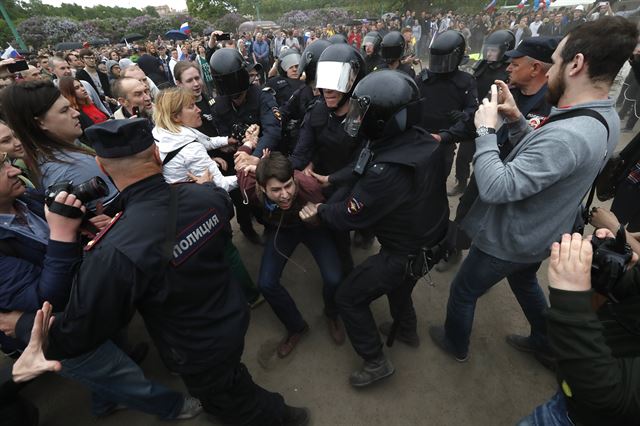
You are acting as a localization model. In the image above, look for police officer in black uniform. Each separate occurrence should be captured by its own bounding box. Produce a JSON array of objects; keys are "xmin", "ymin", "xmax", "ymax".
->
[
  {"xmin": 210, "ymin": 48, "xmax": 282, "ymax": 157},
  {"xmin": 265, "ymin": 48, "xmax": 305, "ymax": 107},
  {"xmin": 416, "ymin": 29, "xmax": 478, "ymax": 180},
  {"xmin": 447, "ymin": 29, "xmax": 515, "ymax": 197},
  {"xmin": 300, "ymin": 70, "xmax": 449, "ymax": 387},
  {"xmin": 374, "ymin": 31, "xmax": 416, "ymax": 78},
  {"xmin": 279, "ymin": 40, "xmax": 331, "ymax": 155},
  {"xmin": 12, "ymin": 118, "xmax": 310, "ymax": 426},
  {"xmin": 291, "ymin": 43, "xmax": 367, "ymax": 273},
  {"xmin": 362, "ymin": 31, "xmax": 384, "ymax": 74}
]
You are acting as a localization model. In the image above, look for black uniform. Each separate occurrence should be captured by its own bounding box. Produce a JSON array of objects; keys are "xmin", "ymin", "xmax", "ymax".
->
[
  {"xmin": 319, "ymin": 128, "xmax": 449, "ymax": 360},
  {"xmin": 364, "ymin": 53, "xmax": 384, "ymax": 74},
  {"xmin": 195, "ymin": 93, "xmax": 219, "ymax": 137},
  {"xmin": 213, "ymin": 84, "xmax": 282, "ymax": 156},
  {"xmin": 373, "ymin": 61, "xmax": 416, "ymax": 79},
  {"xmin": 15, "ymin": 175, "xmax": 285, "ymax": 425},
  {"xmin": 279, "ymin": 85, "xmax": 318, "ymax": 154},
  {"xmin": 290, "ymin": 99, "xmax": 361, "ymax": 176},
  {"xmin": 416, "ymin": 68, "xmax": 478, "ymax": 177},
  {"xmin": 265, "ymin": 75, "xmax": 305, "ymax": 106},
  {"xmin": 454, "ymin": 60, "xmax": 509, "ymax": 185}
]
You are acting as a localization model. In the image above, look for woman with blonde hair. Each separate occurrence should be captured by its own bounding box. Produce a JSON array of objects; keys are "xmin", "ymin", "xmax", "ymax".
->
[{"xmin": 152, "ymin": 87, "xmax": 239, "ymax": 191}]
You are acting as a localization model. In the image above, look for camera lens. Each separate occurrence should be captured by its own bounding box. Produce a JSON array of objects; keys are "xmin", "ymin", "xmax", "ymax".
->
[{"xmin": 72, "ymin": 176, "xmax": 109, "ymax": 204}]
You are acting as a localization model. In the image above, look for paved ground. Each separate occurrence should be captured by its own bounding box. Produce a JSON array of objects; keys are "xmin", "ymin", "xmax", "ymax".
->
[{"xmin": 5, "ymin": 78, "xmax": 633, "ymax": 426}]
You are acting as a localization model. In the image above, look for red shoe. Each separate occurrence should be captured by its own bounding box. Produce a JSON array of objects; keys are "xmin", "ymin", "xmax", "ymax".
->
[{"xmin": 277, "ymin": 323, "xmax": 309, "ymax": 358}]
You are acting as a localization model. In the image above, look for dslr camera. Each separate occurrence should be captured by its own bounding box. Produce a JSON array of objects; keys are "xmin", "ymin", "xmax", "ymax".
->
[
  {"xmin": 591, "ymin": 226, "xmax": 634, "ymax": 302},
  {"xmin": 231, "ymin": 123, "xmax": 250, "ymax": 143},
  {"xmin": 45, "ymin": 176, "xmax": 109, "ymax": 211}
]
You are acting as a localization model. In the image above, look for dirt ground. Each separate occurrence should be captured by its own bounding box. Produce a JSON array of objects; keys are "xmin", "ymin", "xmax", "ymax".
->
[{"xmin": 4, "ymin": 81, "xmax": 632, "ymax": 426}]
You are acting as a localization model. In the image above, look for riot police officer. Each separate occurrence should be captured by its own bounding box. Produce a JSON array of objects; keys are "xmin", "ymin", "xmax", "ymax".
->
[
  {"xmin": 291, "ymin": 43, "xmax": 367, "ymax": 273},
  {"xmin": 265, "ymin": 48, "xmax": 305, "ymax": 106},
  {"xmin": 447, "ymin": 29, "xmax": 514, "ymax": 197},
  {"xmin": 210, "ymin": 48, "xmax": 282, "ymax": 157},
  {"xmin": 328, "ymin": 33, "xmax": 348, "ymax": 44},
  {"xmin": 361, "ymin": 31, "xmax": 384, "ymax": 74},
  {"xmin": 416, "ymin": 29, "xmax": 478, "ymax": 180},
  {"xmin": 374, "ymin": 31, "xmax": 415, "ymax": 78},
  {"xmin": 300, "ymin": 70, "xmax": 450, "ymax": 387},
  {"xmin": 279, "ymin": 39, "xmax": 331, "ymax": 155}
]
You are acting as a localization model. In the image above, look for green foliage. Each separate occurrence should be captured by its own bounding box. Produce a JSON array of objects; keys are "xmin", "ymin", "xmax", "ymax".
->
[{"xmin": 186, "ymin": 0, "xmax": 239, "ymax": 20}]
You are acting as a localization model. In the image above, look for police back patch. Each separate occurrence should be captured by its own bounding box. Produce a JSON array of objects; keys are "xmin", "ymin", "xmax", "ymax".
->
[
  {"xmin": 172, "ymin": 209, "xmax": 222, "ymax": 266},
  {"xmin": 347, "ymin": 197, "xmax": 364, "ymax": 215}
]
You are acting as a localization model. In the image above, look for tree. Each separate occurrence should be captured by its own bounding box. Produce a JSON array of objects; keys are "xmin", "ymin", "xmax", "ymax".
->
[
  {"xmin": 186, "ymin": 0, "xmax": 239, "ymax": 20},
  {"xmin": 144, "ymin": 6, "xmax": 160, "ymax": 18}
]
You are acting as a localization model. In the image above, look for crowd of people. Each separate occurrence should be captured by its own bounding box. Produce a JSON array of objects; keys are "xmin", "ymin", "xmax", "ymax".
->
[{"xmin": 0, "ymin": 4, "xmax": 639, "ymax": 426}]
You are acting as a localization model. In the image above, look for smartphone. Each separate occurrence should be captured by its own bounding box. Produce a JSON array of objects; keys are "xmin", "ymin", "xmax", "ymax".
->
[
  {"xmin": 218, "ymin": 33, "xmax": 231, "ymax": 41},
  {"xmin": 132, "ymin": 106, "xmax": 140, "ymax": 116},
  {"xmin": 7, "ymin": 60, "xmax": 28, "ymax": 73}
]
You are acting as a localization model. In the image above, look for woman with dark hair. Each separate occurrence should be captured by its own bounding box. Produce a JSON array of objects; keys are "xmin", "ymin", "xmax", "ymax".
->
[
  {"xmin": 1, "ymin": 80, "xmax": 117, "ymax": 208},
  {"xmin": 58, "ymin": 76, "xmax": 110, "ymax": 132}
]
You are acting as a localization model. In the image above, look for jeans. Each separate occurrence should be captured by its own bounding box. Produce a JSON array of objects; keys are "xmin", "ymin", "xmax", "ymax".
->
[
  {"xmin": 60, "ymin": 340, "xmax": 183, "ymax": 418},
  {"xmin": 444, "ymin": 245, "xmax": 548, "ymax": 355},
  {"xmin": 258, "ymin": 225, "xmax": 342, "ymax": 333},
  {"xmin": 516, "ymin": 391, "xmax": 574, "ymax": 426}
]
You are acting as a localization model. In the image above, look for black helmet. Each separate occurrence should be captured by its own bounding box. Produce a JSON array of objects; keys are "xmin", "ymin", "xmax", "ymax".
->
[
  {"xmin": 209, "ymin": 48, "xmax": 250, "ymax": 96},
  {"xmin": 328, "ymin": 34, "xmax": 348, "ymax": 44},
  {"xmin": 278, "ymin": 47, "xmax": 301, "ymax": 77},
  {"xmin": 316, "ymin": 44, "xmax": 366, "ymax": 109},
  {"xmin": 298, "ymin": 39, "xmax": 331, "ymax": 82},
  {"xmin": 429, "ymin": 30, "xmax": 466, "ymax": 73},
  {"xmin": 361, "ymin": 31, "xmax": 382, "ymax": 56},
  {"xmin": 380, "ymin": 31, "xmax": 405, "ymax": 63},
  {"xmin": 481, "ymin": 30, "xmax": 515, "ymax": 63},
  {"xmin": 344, "ymin": 70, "xmax": 423, "ymax": 141}
]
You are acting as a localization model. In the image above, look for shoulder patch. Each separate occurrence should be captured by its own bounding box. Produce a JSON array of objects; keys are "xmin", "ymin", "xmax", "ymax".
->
[
  {"xmin": 171, "ymin": 208, "xmax": 223, "ymax": 266},
  {"xmin": 346, "ymin": 196, "xmax": 364, "ymax": 215},
  {"xmin": 272, "ymin": 106, "xmax": 282, "ymax": 121},
  {"xmin": 84, "ymin": 212, "xmax": 123, "ymax": 251}
]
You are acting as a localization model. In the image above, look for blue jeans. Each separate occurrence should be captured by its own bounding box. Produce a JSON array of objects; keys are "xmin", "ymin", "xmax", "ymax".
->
[
  {"xmin": 517, "ymin": 392, "xmax": 574, "ymax": 426},
  {"xmin": 60, "ymin": 340, "xmax": 183, "ymax": 418},
  {"xmin": 258, "ymin": 225, "xmax": 342, "ymax": 333},
  {"xmin": 444, "ymin": 245, "xmax": 548, "ymax": 355}
]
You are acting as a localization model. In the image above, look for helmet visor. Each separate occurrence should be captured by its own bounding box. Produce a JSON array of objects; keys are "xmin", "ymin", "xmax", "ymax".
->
[
  {"xmin": 280, "ymin": 53, "xmax": 301, "ymax": 72},
  {"xmin": 363, "ymin": 35, "xmax": 378, "ymax": 47},
  {"xmin": 213, "ymin": 69, "xmax": 250, "ymax": 97},
  {"xmin": 429, "ymin": 52, "xmax": 460, "ymax": 73},
  {"xmin": 343, "ymin": 96, "xmax": 371, "ymax": 138},
  {"xmin": 481, "ymin": 43, "xmax": 505, "ymax": 63},
  {"xmin": 316, "ymin": 61, "xmax": 358, "ymax": 93}
]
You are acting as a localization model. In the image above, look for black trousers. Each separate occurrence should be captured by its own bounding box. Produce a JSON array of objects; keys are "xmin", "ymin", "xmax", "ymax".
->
[
  {"xmin": 336, "ymin": 250, "xmax": 417, "ymax": 361},
  {"xmin": 0, "ymin": 378, "xmax": 38, "ymax": 426},
  {"xmin": 455, "ymin": 140, "xmax": 476, "ymax": 183},
  {"xmin": 181, "ymin": 356, "xmax": 285, "ymax": 426}
]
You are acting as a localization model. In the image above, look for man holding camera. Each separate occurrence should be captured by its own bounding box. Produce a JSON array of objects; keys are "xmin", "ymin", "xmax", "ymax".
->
[
  {"xmin": 430, "ymin": 17, "xmax": 638, "ymax": 365},
  {"xmin": 518, "ymin": 231, "xmax": 640, "ymax": 425}
]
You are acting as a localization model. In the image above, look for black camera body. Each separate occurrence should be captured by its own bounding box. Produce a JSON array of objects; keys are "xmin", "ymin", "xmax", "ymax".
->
[
  {"xmin": 591, "ymin": 226, "xmax": 634, "ymax": 301},
  {"xmin": 231, "ymin": 123, "xmax": 250, "ymax": 143},
  {"xmin": 45, "ymin": 177, "xmax": 109, "ymax": 209}
]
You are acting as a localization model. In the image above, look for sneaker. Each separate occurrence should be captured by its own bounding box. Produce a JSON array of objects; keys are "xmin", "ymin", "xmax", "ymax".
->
[
  {"xmin": 327, "ymin": 316, "xmax": 345, "ymax": 345},
  {"xmin": 349, "ymin": 355, "xmax": 395, "ymax": 387},
  {"xmin": 173, "ymin": 396, "xmax": 203, "ymax": 420},
  {"xmin": 447, "ymin": 180, "xmax": 467, "ymax": 197},
  {"xmin": 277, "ymin": 323, "xmax": 310, "ymax": 358},
  {"xmin": 429, "ymin": 325, "xmax": 468, "ymax": 362},
  {"xmin": 283, "ymin": 405, "xmax": 310, "ymax": 426},
  {"xmin": 434, "ymin": 250, "xmax": 462, "ymax": 273},
  {"xmin": 379, "ymin": 321, "xmax": 420, "ymax": 348}
]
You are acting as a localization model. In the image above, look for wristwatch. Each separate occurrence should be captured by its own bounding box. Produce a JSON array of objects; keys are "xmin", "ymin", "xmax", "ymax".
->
[{"xmin": 476, "ymin": 126, "xmax": 496, "ymax": 137}]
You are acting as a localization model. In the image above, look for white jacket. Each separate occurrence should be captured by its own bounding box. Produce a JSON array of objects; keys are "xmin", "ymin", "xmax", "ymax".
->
[{"xmin": 153, "ymin": 126, "xmax": 238, "ymax": 192}]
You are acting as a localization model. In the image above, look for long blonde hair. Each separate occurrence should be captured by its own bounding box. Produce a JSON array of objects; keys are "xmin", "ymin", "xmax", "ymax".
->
[{"xmin": 153, "ymin": 87, "xmax": 195, "ymax": 134}]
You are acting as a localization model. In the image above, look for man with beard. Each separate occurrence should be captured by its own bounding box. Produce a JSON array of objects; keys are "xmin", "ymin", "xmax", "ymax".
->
[
  {"xmin": 430, "ymin": 17, "xmax": 637, "ymax": 367},
  {"xmin": 112, "ymin": 77, "xmax": 154, "ymax": 120}
]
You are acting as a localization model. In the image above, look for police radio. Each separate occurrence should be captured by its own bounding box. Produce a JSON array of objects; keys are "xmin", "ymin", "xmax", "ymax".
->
[{"xmin": 353, "ymin": 141, "xmax": 372, "ymax": 176}]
